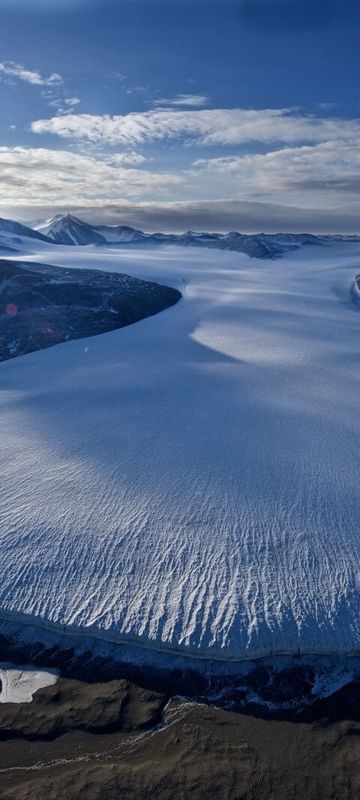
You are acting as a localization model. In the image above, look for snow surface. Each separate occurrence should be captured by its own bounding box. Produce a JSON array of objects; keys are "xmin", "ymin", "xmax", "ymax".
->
[
  {"xmin": 1, "ymin": 241, "xmax": 360, "ymax": 659},
  {"xmin": 0, "ymin": 217, "xmax": 50, "ymax": 253},
  {"xmin": 0, "ymin": 664, "xmax": 57, "ymax": 703}
]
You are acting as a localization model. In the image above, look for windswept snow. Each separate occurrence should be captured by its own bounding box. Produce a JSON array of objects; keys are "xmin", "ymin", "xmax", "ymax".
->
[
  {"xmin": 0, "ymin": 242, "xmax": 360, "ymax": 659},
  {"xmin": 0, "ymin": 218, "xmax": 51, "ymax": 254},
  {"xmin": 0, "ymin": 665, "xmax": 57, "ymax": 704}
]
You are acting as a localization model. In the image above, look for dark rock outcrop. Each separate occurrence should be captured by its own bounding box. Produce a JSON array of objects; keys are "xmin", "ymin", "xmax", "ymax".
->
[{"xmin": 0, "ymin": 259, "xmax": 181, "ymax": 362}]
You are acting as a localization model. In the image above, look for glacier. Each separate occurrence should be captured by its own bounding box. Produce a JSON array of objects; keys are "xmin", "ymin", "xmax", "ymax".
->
[{"xmin": 1, "ymin": 240, "xmax": 360, "ymax": 661}]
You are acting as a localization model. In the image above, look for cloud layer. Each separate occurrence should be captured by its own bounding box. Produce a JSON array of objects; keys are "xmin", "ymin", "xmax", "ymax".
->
[
  {"xmin": 4, "ymin": 198, "xmax": 360, "ymax": 235},
  {"xmin": 31, "ymin": 107, "xmax": 360, "ymax": 146},
  {"xmin": 192, "ymin": 140, "xmax": 360, "ymax": 204},
  {"xmin": 1, "ymin": 132, "xmax": 360, "ymax": 232},
  {"xmin": 0, "ymin": 146, "xmax": 182, "ymax": 203},
  {"xmin": 2, "ymin": 98, "xmax": 360, "ymax": 232}
]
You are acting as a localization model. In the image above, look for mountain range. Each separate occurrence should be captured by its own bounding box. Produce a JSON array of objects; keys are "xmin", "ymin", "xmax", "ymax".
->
[
  {"xmin": 32, "ymin": 213, "xmax": 324, "ymax": 258},
  {"xmin": 0, "ymin": 213, "xmax": 359, "ymax": 260}
]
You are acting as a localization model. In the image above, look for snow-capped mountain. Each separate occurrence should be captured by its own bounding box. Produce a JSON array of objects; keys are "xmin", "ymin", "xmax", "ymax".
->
[
  {"xmin": 176, "ymin": 230, "xmax": 222, "ymax": 244},
  {"xmin": 210, "ymin": 231, "xmax": 292, "ymax": 259},
  {"xmin": 34, "ymin": 215, "xmax": 151, "ymax": 246},
  {"xmin": 34, "ymin": 214, "xmax": 106, "ymax": 246},
  {"xmin": 32, "ymin": 213, "xmax": 331, "ymax": 258},
  {"xmin": 259, "ymin": 233, "xmax": 324, "ymax": 247},
  {"xmin": 95, "ymin": 224, "xmax": 148, "ymax": 244},
  {"xmin": 0, "ymin": 216, "xmax": 51, "ymax": 252}
]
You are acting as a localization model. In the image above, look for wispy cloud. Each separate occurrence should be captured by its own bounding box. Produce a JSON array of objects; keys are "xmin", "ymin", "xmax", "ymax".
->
[
  {"xmin": 64, "ymin": 97, "xmax": 80, "ymax": 107},
  {"xmin": 0, "ymin": 60, "xmax": 81, "ymax": 116},
  {"xmin": 30, "ymin": 107, "xmax": 360, "ymax": 147},
  {"xmin": 0, "ymin": 61, "xmax": 62, "ymax": 86},
  {"xmin": 153, "ymin": 94, "xmax": 209, "ymax": 108},
  {"xmin": 45, "ymin": 95, "xmax": 81, "ymax": 115},
  {"xmin": 0, "ymin": 146, "xmax": 182, "ymax": 204},
  {"xmin": 107, "ymin": 152, "xmax": 147, "ymax": 165}
]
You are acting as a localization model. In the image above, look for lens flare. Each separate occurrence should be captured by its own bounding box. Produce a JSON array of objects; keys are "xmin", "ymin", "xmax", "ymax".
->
[{"xmin": 5, "ymin": 303, "xmax": 18, "ymax": 317}]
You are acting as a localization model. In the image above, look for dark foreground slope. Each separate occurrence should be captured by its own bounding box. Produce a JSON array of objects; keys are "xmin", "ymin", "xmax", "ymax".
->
[
  {"xmin": 1, "ymin": 634, "xmax": 360, "ymax": 800},
  {"xmin": 0, "ymin": 259, "xmax": 181, "ymax": 361},
  {"xmin": 2, "ymin": 668, "xmax": 360, "ymax": 800}
]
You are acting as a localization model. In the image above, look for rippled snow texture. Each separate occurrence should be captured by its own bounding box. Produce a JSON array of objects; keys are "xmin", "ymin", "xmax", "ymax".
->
[{"xmin": 1, "ymin": 242, "xmax": 360, "ymax": 657}]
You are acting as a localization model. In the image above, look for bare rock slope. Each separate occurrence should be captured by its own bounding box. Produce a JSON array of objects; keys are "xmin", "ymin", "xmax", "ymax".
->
[{"xmin": 0, "ymin": 259, "xmax": 181, "ymax": 361}]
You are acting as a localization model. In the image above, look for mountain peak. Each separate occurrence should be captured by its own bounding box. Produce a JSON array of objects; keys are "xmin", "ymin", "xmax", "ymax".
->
[{"xmin": 34, "ymin": 214, "xmax": 106, "ymax": 246}]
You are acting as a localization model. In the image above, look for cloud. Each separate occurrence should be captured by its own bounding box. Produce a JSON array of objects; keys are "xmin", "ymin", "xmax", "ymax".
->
[
  {"xmin": 45, "ymin": 95, "xmax": 81, "ymax": 115},
  {"xmin": 192, "ymin": 140, "xmax": 360, "ymax": 204},
  {"xmin": 0, "ymin": 146, "xmax": 182, "ymax": 205},
  {"xmin": 64, "ymin": 97, "xmax": 81, "ymax": 107},
  {"xmin": 153, "ymin": 94, "xmax": 210, "ymax": 108},
  {"xmin": 107, "ymin": 152, "xmax": 147, "ymax": 165},
  {"xmin": 1, "ymin": 135, "xmax": 360, "ymax": 226},
  {"xmin": 0, "ymin": 60, "xmax": 78, "ymax": 117},
  {"xmin": 31, "ymin": 107, "xmax": 360, "ymax": 147},
  {"xmin": 0, "ymin": 60, "xmax": 85, "ymax": 122},
  {"xmin": 4, "ymin": 98, "xmax": 360, "ymax": 232},
  {"xmin": 0, "ymin": 61, "xmax": 62, "ymax": 86},
  {"xmin": 28, "ymin": 108, "xmax": 360, "ymax": 212},
  {"xmin": 5, "ymin": 198, "xmax": 360, "ymax": 236}
]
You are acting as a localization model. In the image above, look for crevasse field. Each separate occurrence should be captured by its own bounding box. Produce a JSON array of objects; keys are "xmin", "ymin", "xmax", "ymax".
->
[{"xmin": 1, "ymin": 242, "xmax": 360, "ymax": 659}]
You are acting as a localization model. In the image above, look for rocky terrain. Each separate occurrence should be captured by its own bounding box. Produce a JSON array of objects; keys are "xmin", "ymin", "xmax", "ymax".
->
[
  {"xmin": 1, "ymin": 631, "xmax": 360, "ymax": 800},
  {"xmin": 0, "ymin": 258, "xmax": 181, "ymax": 361}
]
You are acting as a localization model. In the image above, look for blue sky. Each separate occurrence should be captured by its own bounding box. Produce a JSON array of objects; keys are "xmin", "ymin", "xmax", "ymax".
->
[{"xmin": 0, "ymin": 0, "xmax": 360, "ymax": 232}]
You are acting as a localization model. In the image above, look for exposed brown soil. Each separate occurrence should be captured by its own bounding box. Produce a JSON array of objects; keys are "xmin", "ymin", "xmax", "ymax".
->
[
  {"xmin": 0, "ymin": 675, "xmax": 165, "ymax": 741},
  {"xmin": 1, "ymin": 671, "xmax": 360, "ymax": 800}
]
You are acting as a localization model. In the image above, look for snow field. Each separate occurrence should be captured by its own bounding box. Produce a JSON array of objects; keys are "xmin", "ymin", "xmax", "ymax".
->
[{"xmin": 1, "ymin": 242, "xmax": 360, "ymax": 658}]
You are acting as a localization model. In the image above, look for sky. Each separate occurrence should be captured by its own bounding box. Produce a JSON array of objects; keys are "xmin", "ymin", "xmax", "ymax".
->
[{"xmin": 0, "ymin": 0, "xmax": 360, "ymax": 232}]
